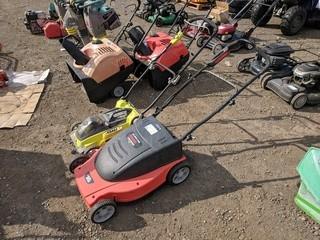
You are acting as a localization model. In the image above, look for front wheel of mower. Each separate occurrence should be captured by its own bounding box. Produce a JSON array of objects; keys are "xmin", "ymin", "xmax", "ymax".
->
[
  {"xmin": 167, "ymin": 162, "xmax": 191, "ymax": 185},
  {"xmin": 212, "ymin": 44, "xmax": 224, "ymax": 55},
  {"xmin": 280, "ymin": 6, "xmax": 307, "ymax": 36},
  {"xmin": 237, "ymin": 58, "xmax": 251, "ymax": 73},
  {"xmin": 90, "ymin": 200, "xmax": 117, "ymax": 224},
  {"xmin": 70, "ymin": 121, "xmax": 81, "ymax": 131},
  {"xmin": 251, "ymin": 0, "xmax": 273, "ymax": 27},
  {"xmin": 290, "ymin": 93, "xmax": 308, "ymax": 110},
  {"xmin": 69, "ymin": 155, "xmax": 89, "ymax": 174},
  {"xmin": 196, "ymin": 36, "xmax": 207, "ymax": 48},
  {"xmin": 260, "ymin": 75, "xmax": 271, "ymax": 90}
]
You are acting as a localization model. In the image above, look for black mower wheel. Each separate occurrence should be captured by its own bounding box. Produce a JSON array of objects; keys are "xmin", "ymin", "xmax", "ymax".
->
[
  {"xmin": 112, "ymin": 86, "xmax": 125, "ymax": 98},
  {"xmin": 196, "ymin": 36, "xmax": 207, "ymax": 48},
  {"xmin": 280, "ymin": 6, "xmax": 307, "ymax": 36},
  {"xmin": 212, "ymin": 44, "xmax": 224, "ymax": 55},
  {"xmin": 237, "ymin": 58, "xmax": 252, "ymax": 73},
  {"xmin": 150, "ymin": 75, "xmax": 168, "ymax": 91},
  {"xmin": 69, "ymin": 154, "xmax": 89, "ymax": 174},
  {"xmin": 90, "ymin": 200, "xmax": 117, "ymax": 224},
  {"xmin": 251, "ymin": 0, "xmax": 273, "ymax": 27},
  {"xmin": 260, "ymin": 75, "xmax": 271, "ymax": 90},
  {"xmin": 176, "ymin": 11, "xmax": 188, "ymax": 25},
  {"xmin": 156, "ymin": 18, "xmax": 163, "ymax": 27},
  {"xmin": 70, "ymin": 121, "xmax": 81, "ymax": 131},
  {"xmin": 167, "ymin": 162, "xmax": 191, "ymax": 185},
  {"xmin": 290, "ymin": 93, "xmax": 308, "ymax": 110}
]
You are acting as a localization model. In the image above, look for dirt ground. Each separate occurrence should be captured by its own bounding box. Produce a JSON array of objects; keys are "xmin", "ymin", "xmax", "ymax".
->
[{"xmin": 1, "ymin": 0, "xmax": 320, "ymax": 239}]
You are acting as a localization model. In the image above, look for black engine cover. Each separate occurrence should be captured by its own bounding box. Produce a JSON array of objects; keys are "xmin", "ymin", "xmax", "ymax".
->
[{"xmin": 95, "ymin": 116, "xmax": 183, "ymax": 181}]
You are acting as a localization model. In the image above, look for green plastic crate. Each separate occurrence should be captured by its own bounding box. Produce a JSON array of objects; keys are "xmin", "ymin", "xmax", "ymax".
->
[
  {"xmin": 297, "ymin": 147, "xmax": 320, "ymax": 201},
  {"xmin": 295, "ymin": 182, "xmax": 320, "ymax": 224}
]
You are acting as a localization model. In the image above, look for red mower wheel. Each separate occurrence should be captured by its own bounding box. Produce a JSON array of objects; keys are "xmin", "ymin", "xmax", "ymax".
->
[
  {"xmin": 69, "ymin": 154, "xmax": 89, "ymax": 174},
  {"xmin": 90, "ymin": 200, "xmax": 117, "ymax": 224}
]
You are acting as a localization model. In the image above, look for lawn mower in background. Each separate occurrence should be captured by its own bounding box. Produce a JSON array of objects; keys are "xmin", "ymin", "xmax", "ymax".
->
[
  {"xmin": 68, "ymin": 44, "xmax": 271, "ymax": 224},
  {"xmin": 262, "ymin": 62, "xmax": 320, "ymax": 109},
  {"xmin": 23, "ymin": 10, "xmax": 67, "ymax": 38},
  {"xmin": 191, "ymin": 0, "xmax": 276, "ymax": 54},
  {"xmin": 251, "ymin": 0, "xmax": 320, "ymax": 36},
  {"xmin": 68, "ymin": 17, "xmax": 218, "ymax": 155},
  {"xmin": 237, "ymin": 42, "xmax": 320, "ymax": 109},
  {"xmin": 146, "ymin": 1, "xmax": 189, "ymax": 27},
  {"xmin": 136, "ymin": 0, "xmax": 167, "ymax": 20}
]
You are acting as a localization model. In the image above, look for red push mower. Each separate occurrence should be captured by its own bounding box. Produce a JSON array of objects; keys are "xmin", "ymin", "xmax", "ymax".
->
[
  {"xmin": 69, "ymin": 40, "xmax": 272, "ymax": 224},
  {"xmin": 189, "ymin": 0, "xmax": 278, "ymax": 54}
]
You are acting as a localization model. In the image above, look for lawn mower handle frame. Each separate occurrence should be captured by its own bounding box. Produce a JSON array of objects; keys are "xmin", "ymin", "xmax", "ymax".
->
[
  {"xmin": 113, "ymin": 0, "xmax": 142, "ymax": 43},
  {"xmin": 180, "ymin": 47, "xmax": 272, "ymax": 142},
  {"xmin": 139, "ymin": 16, "xmax": 219, "ymax": 117},
  {"xmin": 151, "ymin": 39, "xmax": 253, "ymax": 118}
]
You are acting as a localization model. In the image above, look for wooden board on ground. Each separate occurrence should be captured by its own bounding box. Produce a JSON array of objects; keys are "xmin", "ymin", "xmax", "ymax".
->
[
  {"xmin": 177, "ymin": 0, "xmax": 212, "ymax": 10},
  {"xmin": 0, "ymin": 84, "xmax": 44, "ymax": 128}
]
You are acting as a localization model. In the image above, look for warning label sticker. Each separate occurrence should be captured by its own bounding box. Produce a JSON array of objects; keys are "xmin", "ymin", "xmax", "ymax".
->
[{"xmin": 145, "ymin": 124, "xmax": 158, "ymax": 135}]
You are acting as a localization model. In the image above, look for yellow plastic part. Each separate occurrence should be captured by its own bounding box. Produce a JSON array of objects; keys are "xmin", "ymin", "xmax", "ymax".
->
[
  {"xmin": 71, "ymin": 99, "xmax": 140, "ymax": 154},
  {"xmin": 66, "ymin": 27, "xmax": 77, "ymax": 36},
  {"xmin": 170, "ymin": 31, "xmax": 183, "ymax": 45}
]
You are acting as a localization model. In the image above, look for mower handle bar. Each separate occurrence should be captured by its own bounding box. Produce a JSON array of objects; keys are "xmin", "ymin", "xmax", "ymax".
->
[
  {"xmin": 140, "ymin": 17, "xmax": 218, "ymax": 117},
  {"xmin": 180, "ymin": 47, "xmax": 271, "ymax": 142}
]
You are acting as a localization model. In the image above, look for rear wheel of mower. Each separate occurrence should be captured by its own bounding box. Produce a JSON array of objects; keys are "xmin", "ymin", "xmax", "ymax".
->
[
  {"xmin": 69, "ymin": 155, "xmax": 89, "ymax": 174},
  {"xmin": 70, "ymin": 122, "xmax": 81, "ymax": 131},
  {"xmin": 290, "ymin": 93, "xmax": 308, "ymax": 110},
  {"xmin": 112, "ymin": 86, "xmax": 125, "ymax": 98},
  {"xmin": 260, "ymin": 75, "xmax": 271, "ymax": 90},
  {"xmin": 167, "ymin": 162, "xmax": 191, "ymax": 185},
  {"xmin": 90, "ymin": 200, "xmax": 117, "ymax": 224},
  {"xmin": 212, "ymin": 44, "xmax": 224, "ymax": 55},
  {"xmin": 251, "ymin": 0, "xmax": 273, "ymax": 27},
  {"xmin": 196, "ymin": 36, "xmax": 208, "ymax": 48},
  {"xmin": 280, "ymin": 6, "xmax": 307, "ymax": 36}
]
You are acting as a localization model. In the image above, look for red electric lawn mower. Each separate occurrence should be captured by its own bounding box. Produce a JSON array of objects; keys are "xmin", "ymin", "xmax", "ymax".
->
[{"xmin": 69, "ymin": 40, "xmax": 272, "ymax": 224}]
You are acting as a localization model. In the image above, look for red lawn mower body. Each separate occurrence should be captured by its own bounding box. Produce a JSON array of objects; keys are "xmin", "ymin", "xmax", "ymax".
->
[
  {"xmin": 74, "ymin": 149, "xmax": 187, "ymax": 207},
  {"xmin": 217, "ymin": 23, "xmax": 237, "ymax": 35}
]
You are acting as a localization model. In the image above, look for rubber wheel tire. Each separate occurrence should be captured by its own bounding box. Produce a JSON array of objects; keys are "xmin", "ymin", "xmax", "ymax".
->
[
  {"xmin": 237, "ymin": 58, "xmax": 252, "ymax": 73},
  {"xmin": 213, "ymin": 44, "xmax": 224, "ymax": 55},
  {"xmin": 196, "ymin": 36, "xmax": 207, "ymax": 48},
  {"xmin": 167, "ymin": 162, "xmax": 191, "ymax": 185},
  {"xmin": 112, "ymin": 86, "xmax": 125, "ymax": 98},
  {"xmin": 176, "ymin": 11, "xmax": 188, "ymax": 25},
  {"xmin": 156, "ymin": 18, "xmax": 163, "ymax": 27},
  {"xmin": 290, "ymin": 93, "xmax": 308, "ymax": 110},
  {"xmin": 251, "ymin": 0, "xmax": 273, "ymax": 27},
  {"xmin": 280, "ymin": 6, "xmax": 307, "ymax": 36},
  {"xmin": 90, "ymin": 200, "xmax": 117, "ymax": 224},
  {"xmin": 69, "ymin": 155, "xmax": 89, "ymax": 174},
  {"xmin": 70, "ymin": 121, "xmax": 81, "ymax": 131}
]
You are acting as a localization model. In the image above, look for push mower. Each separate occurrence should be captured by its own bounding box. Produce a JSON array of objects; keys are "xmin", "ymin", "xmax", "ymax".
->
[
  {"xmin": 251, "ymin": 0, "xmax": 320, "ymax": 36},
  {"xmin": 69, "ymin": 44, "xmax": 271, "ymax": 224},
  {"xmin": 146, "ymin": 1, "xmax": 188, "ymax": 27},
  {"xmin": 69, "ymin": 17, "xmax": 219, "ymax": 155},
  {"xmin": 262, "ymin": 62, "xmax": 320, "ymax": 109},
  {"xmin": 194, "ymin": 0, "xmax": 278, "ymax": 54},
  {"xmin": 237, "ymin": 42, "xmax": 320, "ymax": 109}
]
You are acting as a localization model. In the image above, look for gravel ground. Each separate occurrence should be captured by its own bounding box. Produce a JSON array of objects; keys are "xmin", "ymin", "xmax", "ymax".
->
[{"xmin": 0, "ymin": 0, "xmax": 320, "ymax": 239}]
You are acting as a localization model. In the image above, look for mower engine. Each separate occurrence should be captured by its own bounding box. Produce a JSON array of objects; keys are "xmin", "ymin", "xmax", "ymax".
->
[
  {"xmin": 292, "ymin": 62, "xmax": 320, "ymax": 88},
  {"xmin": 238, "ymin": 42, "xmax": 295, "ymax": 75}
]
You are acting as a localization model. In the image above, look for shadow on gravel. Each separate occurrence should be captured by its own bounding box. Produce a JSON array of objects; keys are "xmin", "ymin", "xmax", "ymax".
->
[
  {"xmin": 100, "ymin": 150, "xmax": 298, "ymax": 232},
  {"xmin": 98, "ymin": 68, "xmax": 235, "ymax": 111},
  {"xmin": 0, "ymin": 149, "xmax": 82, "ymax": 239}
]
